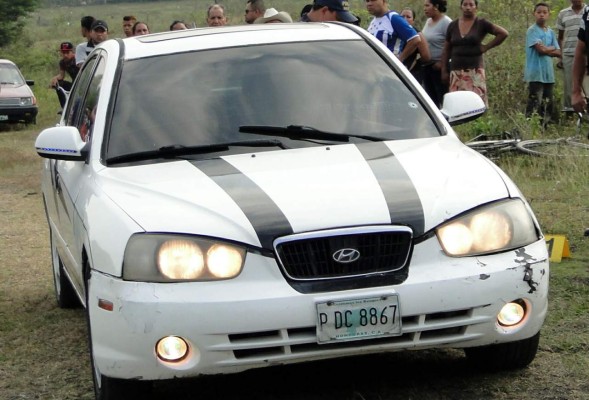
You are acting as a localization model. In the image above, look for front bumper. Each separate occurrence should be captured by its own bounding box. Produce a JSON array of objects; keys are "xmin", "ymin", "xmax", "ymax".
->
[
  {"xmin": 0, "ymin": 106, "xmax": 38, "ymax": 123},
  {"xmin": 88, "ymin": 238, "xmax": 549, "ymax": 380}
]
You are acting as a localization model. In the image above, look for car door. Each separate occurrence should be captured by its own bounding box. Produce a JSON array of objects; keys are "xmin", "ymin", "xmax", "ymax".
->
[{"xmin": 52, "ymin": 54, "xmax": 105, "ymax": 293}]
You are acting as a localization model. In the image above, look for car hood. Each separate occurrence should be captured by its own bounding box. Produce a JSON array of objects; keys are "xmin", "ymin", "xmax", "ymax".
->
[
  {"xmin": 0, "ymin": 84, "xmax": 32, "ymax": 97},
  {"xmin": 98, "ymin": 137, "xmax": 510, "ymax": 249}
]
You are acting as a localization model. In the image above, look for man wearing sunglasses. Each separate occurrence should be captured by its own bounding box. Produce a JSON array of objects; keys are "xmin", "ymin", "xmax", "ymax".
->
[{"xmin": 245, "ymin": 0, "xmax": 266, "ymax": 24}]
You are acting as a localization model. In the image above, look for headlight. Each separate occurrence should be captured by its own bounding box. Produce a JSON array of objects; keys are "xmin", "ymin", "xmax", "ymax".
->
[
  {"xmin": 19, "ymin": 97, "xmax": 35, "ymax": 106},
  {"xmin": 436, "ymin": 199, "xmax": 539, "ymax": 257},
  {"xmin": 123, "ymin": 234, "xmax": 246, "ymax": 282}
]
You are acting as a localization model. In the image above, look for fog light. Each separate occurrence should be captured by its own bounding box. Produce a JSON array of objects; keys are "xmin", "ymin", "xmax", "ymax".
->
[
  {"xmin": 156, "ymin": 336, "xmax": 189, "ymax": 362},
  {"xmin": 498, "ymin": 302, "xmax": 525, "ymax": 326}
]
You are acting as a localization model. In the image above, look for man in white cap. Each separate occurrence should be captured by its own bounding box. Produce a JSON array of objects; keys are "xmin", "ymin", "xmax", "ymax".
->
[{"xmin": 254, "ymin": 8, "xmax": 293, "ymax": 23}]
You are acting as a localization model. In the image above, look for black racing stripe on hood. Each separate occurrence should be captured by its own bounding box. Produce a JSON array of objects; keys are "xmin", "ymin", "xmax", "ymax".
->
[
  {"xmin": 192, "ymin": 158, "xmax": 293, "ymax": 250},
  {"xmin": 357, "ymin": 142, "xmax": 425, "ymax": 236}
]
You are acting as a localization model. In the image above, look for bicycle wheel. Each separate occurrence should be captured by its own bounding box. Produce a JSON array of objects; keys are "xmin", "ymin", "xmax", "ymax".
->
[
  {"xmin": 516, "ymin": 138, "xmax": 589, "ymax": 157},
  {"xmin": 464, "ymin": 130, "xmax": 521, "ymax": 159}
]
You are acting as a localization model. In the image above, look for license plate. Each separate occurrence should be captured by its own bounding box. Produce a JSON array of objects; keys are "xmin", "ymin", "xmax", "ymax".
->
[
  {"xmin": 316, "ymin": 295, "xmax": 401, "ymax": 343},
  {"xmin": 0, "ymin": 115, "xmax": 8, "ymax": 121}
]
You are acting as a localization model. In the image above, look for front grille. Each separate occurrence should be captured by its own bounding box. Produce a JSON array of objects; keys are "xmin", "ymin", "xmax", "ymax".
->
[
  {"xmin": 275, "ymin": 227, "xmax": 412, "ymax": 281},
  {"xmin": 0, "ymin": 98, "xmax": 21, "ymax": 106}
]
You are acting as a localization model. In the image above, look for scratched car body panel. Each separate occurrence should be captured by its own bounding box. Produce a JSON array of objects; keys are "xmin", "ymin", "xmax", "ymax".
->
[{"xmin": 34, "ymin": 23, "xmax": 549, "ymax": 399}]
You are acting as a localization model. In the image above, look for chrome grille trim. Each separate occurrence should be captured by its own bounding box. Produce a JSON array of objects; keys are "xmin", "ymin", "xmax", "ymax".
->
[{"xmin": 0, "ymin": 98, "xmax": 22, "ymax": 106}]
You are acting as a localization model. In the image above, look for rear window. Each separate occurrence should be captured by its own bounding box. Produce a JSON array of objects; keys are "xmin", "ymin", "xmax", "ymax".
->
[{"xmin": 106, "ymin": 40, "xmax": 439, "ymax": 159}]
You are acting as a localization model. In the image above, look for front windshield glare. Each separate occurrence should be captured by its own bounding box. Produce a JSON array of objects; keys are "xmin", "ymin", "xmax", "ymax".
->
[
  {"xmin": 107, "ymin": 40, "xmax": 439, "ymax": 159},
  {"xmin": 0, "ymin": 64, "xmax": 26, "ymax": 85}
]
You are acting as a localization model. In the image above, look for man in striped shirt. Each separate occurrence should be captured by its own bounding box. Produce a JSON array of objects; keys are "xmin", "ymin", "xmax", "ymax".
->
[
  {"xmin": 366, "ymin": 0, "xmax": 421, "ymax": 63},
  {"xmin": 557, "ymin": 0, "xmax": 586, "ymax": 114}
]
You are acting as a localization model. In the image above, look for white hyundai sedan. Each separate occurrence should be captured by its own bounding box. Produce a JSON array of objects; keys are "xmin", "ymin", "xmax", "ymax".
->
[{"xmin": 35, "ymin": 23, "xmax": 549, "ymax": 400}]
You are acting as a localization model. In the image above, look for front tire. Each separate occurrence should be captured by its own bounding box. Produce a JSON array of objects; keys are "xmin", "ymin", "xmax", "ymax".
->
[{"xmin": 464, "ymin": 332, "xmax": 540, "ymax": 371}]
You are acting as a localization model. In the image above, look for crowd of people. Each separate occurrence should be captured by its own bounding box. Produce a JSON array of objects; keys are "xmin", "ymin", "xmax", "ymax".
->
[{"xmin": 49, "ymin": 0, "xmax": 589, "ymax": 120}]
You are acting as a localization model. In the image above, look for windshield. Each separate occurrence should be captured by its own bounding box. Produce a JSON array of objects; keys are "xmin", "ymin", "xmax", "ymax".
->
[
  {"xmin": 0, "ymin": 63, "xmax": 26, "ymax": 86},
  {"xmin": 106, "ymin": 40, "xmax": 440, "ymax": 160}
]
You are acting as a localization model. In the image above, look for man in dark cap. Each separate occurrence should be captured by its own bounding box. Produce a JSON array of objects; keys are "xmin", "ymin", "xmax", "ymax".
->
[
  {"xmin": 76, "ymin": 19, "xmax": 109, "ymax": 67},
  {"xmin": 50, "ymin": 42, "xmax": 80, "ymax": 108},
  {"xmin": 300, "ymin": 0, "xmax": 358, "ymax": 24}
]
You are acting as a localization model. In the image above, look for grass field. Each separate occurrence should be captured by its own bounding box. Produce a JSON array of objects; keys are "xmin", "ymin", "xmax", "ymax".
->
[{"xmin": 1, "ymin": 0, "xmax": 589, "ymax": 398}]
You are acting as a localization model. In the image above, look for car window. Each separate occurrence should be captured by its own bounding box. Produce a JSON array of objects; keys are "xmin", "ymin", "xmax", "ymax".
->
[
  {"xmin": 107, "ymin": 40, "xmax": 439, "ymax": 159},
  {"xmin": 64, "ymin": 56, "xmax": 105, "ymax": 141},
  {"xmin": 0, "ymin": 63, "xmax": 26, "ymax": 85}
]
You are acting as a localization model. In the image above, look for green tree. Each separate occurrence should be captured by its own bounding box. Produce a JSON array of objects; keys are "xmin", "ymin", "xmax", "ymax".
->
[{"xmin": 0, "ymin": 0, "xmax": 39, "ymax": 47}]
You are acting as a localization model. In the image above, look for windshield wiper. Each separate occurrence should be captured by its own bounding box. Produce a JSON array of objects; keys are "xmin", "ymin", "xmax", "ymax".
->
[
  {"xmin": 106, "ymin": 139, "xmax": 288, "ymax": 164},
  {"xmin": 239, "ymin": 125, "xmax": 383, "ymax": 142}
]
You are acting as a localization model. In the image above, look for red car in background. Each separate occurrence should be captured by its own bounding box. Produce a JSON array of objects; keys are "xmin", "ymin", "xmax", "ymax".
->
[{"xmin": 0, "ymin": 59, "xmax": 38, "ymax": 125}]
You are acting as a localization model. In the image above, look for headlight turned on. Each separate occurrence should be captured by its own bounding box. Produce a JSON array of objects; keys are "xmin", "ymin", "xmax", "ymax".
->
[
  {"xmin": 436, "ymin": 199, "xmax": 539, "ymax": 257},
  {"xmin": 123, "ymin": 234, "xmax": 246, "ymax": 282}
]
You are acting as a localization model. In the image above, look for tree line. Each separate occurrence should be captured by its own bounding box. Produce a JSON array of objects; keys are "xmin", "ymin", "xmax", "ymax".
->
[{"xmin": 0, "ymin": 0, "xmax": 38, "ymax": 47}]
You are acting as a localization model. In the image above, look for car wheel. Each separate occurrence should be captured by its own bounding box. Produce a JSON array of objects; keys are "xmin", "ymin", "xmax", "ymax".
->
[
  {"xmin": 91, "ymin": 365, "xmax": 144, "ymax": 400},
  {"xmin": 50, "ymin": 229, "xmax": 80, "ymax": 308},
  {"xmin": 85, "ymin": 262, "xmax": 152, "ymax": 400},
  {"xmin": 464, "ymin": 332, "xmax": 540, "ymax": 371}
]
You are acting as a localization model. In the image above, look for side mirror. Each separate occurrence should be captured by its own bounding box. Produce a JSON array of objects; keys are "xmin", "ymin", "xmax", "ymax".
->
[
  {"xmin": 35, "ymin": 126, "xmax": 89, "ymax": 161},
  {"xmin": 26, "ymin": 80, "xmax": 35, "ymax": 86},
  {"xmin": 440, "ymin": 91, "xmax": 486, "ymax": 126}
]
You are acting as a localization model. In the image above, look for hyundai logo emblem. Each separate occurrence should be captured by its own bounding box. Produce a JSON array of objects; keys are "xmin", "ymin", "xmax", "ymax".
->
[{"xmin": 332, "ymin": 248, "xmax": 361, "ymax": 263}]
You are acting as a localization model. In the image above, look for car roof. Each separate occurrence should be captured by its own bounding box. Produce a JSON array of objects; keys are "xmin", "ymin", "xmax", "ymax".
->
[
  {"xmin": 114, "ymin": 23, "xmax": 367, "ymax": 60},
  {"xmin": 0, "ymin": 59, "xmax": 17, "ymax": 65}
]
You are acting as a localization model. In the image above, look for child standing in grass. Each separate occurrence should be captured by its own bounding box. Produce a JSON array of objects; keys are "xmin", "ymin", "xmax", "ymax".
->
[{"xmin": 525, "ymin": 2, "xmax": 562, "ymax": 123}]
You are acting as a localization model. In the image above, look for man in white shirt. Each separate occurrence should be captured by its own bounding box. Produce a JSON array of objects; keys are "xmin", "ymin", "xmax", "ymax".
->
[
  {"xmin": 557, "ymin": 0, "xmax": 587, "ymax": 114},
  {"xmin": 76, "ymin": 19, "xmax": 108, "ymax": 67},
  {"xmin": 75, "ymin": 16, "xmax": 94, "ymax": 67}
]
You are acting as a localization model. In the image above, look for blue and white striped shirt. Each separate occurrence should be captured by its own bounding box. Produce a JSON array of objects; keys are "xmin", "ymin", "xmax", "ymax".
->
[{"xmin": 367, "ymin": 11, "xmax": 419, "ymax": 57}]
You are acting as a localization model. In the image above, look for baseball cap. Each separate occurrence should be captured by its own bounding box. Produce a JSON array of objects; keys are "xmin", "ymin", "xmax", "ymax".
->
[
  {"xmin": 59, "ymin": 42, "xmax": 74, "ymax": 52},
  {"xmin": 314, "ymin": 0, "xmax": 358, "ymax": 23},
  {"xmin": 91, "ymin": 20, "xmax": 109, "ymax": 31}
]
